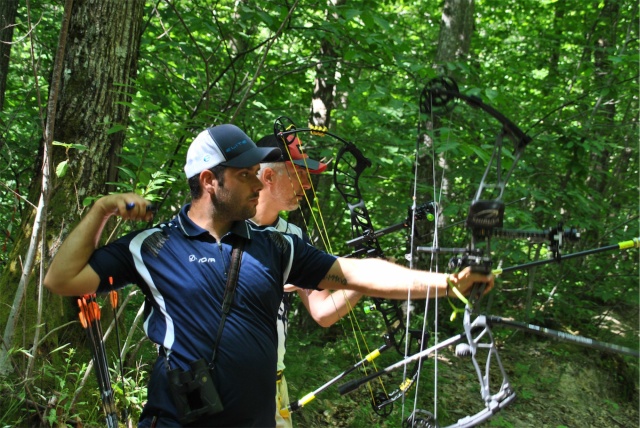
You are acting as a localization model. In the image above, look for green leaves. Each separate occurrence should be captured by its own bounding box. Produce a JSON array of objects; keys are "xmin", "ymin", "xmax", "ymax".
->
[{"xmin": 52, "ymin": 141, "xmax": 88, "ymax": 178}]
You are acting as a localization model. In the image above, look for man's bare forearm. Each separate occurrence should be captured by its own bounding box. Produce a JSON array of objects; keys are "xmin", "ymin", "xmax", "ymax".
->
[
  {"xmin": 318, "ymin": 257, "xmax": 493, "ymax": 300},
  {"xmin": 44, "ymin": 193, "xmax": 153, "ymax": 296},
  {"xmin": 301, "ymin": 288, "xmax": 363, "ymax": 327}
]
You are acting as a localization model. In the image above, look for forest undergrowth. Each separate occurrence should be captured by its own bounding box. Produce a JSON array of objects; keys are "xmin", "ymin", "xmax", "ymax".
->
[{"xmin": 285, "ymin": 318, "xmax": 639, "ymax": 428}]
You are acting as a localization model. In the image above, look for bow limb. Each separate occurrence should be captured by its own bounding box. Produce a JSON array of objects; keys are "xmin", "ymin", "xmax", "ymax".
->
[
  {"xmin": 421, "ymin": 76, "xmax": 532, "ymax": 211},
  {"xmin": 334, "ymin": 141, "xmax": 409, "ymax": 351}
]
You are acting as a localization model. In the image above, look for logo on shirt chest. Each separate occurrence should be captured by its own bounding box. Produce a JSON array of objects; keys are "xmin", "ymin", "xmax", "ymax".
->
[{"xmin": 189, "ymin": 254, "xmax": 216, "ymax": 263}]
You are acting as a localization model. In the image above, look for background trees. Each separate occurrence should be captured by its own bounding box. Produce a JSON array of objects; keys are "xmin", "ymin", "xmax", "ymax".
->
[{"xmin": 0, "ymin": 1, "xmax": 637, "ymax": 426}]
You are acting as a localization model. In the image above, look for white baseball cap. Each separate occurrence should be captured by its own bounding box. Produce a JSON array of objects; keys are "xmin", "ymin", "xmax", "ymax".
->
[{"xmin": 184, "ymin": 124, "xmax": 282, "ymax": 178}]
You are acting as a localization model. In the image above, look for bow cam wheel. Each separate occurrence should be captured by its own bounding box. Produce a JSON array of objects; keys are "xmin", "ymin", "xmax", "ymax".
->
[
  {"xmin": 402, "ymin": 409, "xmax": 438, "ymax": 428},
  {"xmin": 420, "ymin": 77, "xmax": 459, "ymax": 114},
  {"xmin": 371, "ymin": 392, "xmax": 393, "ymax": 417}
]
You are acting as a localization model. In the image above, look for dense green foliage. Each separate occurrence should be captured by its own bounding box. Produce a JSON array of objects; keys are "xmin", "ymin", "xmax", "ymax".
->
[{"xmin": 0, "ymin": 0, "xmax": 637, "ymax": 426}]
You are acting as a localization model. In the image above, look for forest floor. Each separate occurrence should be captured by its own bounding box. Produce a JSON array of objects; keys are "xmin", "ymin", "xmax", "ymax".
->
[
  {"xmin": 435, "ymin": 337, "xmax": 640, "ymax": 428},
  {"xmin": 286, "ymin": 331, "xmax": 639, "ymax": 428}
]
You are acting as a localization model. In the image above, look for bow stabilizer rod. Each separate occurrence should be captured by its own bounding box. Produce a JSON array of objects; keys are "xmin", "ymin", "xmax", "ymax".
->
[
  {"xmin": 486, "ymin": 316, "xmax": 639, "ymax": 358},
  {"xmin": 280, "ymin": 342, "xmax": 392, "ymax": 418},
  {"xmin": 494, "ymin": 237, "xmax": 639, "ymax": 274}
]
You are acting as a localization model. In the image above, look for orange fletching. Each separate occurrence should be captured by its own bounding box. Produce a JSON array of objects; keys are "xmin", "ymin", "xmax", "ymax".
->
[
  {"xmin": 87, "ymin": 301, "xmax": 101, "ymax": 322},
  {"xmin": 79, "ymin": 311, "xmax": 88, "ymax": 329},
  {"xmin": 110, "ymin": 290, "xmax": 118, "ymax": 308}
]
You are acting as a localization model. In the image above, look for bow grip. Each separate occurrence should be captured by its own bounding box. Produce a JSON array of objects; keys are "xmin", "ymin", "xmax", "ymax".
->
[{"xmin": 468, "ymin": 263, "xmax": 492, "ymax": 302}]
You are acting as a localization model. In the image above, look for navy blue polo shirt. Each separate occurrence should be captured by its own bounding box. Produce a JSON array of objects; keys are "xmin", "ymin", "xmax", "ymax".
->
[{"xmin": 89, "ymin": 204, "xmax": 337, "ymax": 427}]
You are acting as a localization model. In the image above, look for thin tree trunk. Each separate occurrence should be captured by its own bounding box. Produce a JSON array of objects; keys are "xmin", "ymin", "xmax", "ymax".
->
[
  {"xmin": 415, "ymin": 0, "xmax": 475, "ymax": 269},
  {"xmin": 0, "ymin": 0, "xmax": 18, "ymax": 114},
  {"xmin": 0, "ymin": 0, "xmax": 74, "ymax": 376},
  {"xmin": 0, "ymin": 0, "xmax": 145, "ymax": 378}
]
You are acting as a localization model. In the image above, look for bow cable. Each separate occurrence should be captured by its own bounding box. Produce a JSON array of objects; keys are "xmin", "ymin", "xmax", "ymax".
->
[{"xmin": 410, "ymin": 77, "xmax": 454, "ymax": 423}]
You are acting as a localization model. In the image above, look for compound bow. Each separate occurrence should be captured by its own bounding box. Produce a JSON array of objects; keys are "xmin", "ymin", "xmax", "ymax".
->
[
  {"xmin": 336, "ymin": 76, "xmax": 639, "ymax": 427},
  {"xmin": 273, "ymin": 117, "xmax": 434, "ymax": 418}
]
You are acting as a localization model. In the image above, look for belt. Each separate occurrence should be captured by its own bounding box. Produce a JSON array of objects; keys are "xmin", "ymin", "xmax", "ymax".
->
[{"xmin": 276, "ymin": 370, "xmax": 284, "ymax": 381}]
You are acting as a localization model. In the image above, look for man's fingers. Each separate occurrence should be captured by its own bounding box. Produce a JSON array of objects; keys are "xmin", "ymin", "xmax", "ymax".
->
[
  {"xmin": 455, "ymin": 268, "xmax": 494, "ymax": 297},
  {"xmin": 120, "ymin": 197, "xmax": 154, "ymax": 221},
  {"xmin": 126, "ymin": 201, "xmax": 156, "ymax": 214}
]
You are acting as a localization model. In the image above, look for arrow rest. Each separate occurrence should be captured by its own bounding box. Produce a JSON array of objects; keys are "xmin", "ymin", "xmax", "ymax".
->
[
  {"xmin": 448, "ymin": 249, "xmax": 493, "ymax": 278},
  {"xmin": 447, "ymin": 248, "xmax": 493, "ymax": 312}
]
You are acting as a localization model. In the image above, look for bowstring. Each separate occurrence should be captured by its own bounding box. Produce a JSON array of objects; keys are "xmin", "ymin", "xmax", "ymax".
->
[
  {"xmin": 278, "ymin": 130, "xmax": 385, "ymax": 403},
  {"xmin": 403, "ymin": 106, "xmax": 422, "ymax": 421},
  {"xmin": 408, "ymin": 83, "xmax": 450, "ymax": 423}
]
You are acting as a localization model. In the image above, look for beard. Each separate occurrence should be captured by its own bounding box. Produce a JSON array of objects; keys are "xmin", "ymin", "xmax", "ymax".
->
[{"xmin": 212, "ymin": 186, "xmax": 258, "ymax": 221}]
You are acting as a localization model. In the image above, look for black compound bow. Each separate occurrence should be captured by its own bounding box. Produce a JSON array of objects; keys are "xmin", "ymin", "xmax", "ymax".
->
[
  {"xmin": 336, "ymin": 76, "xmax": 639, "ymax": 427},
  {"xmin": 274, "ymin": 117, "xmax": 434, "ymax": 418}
]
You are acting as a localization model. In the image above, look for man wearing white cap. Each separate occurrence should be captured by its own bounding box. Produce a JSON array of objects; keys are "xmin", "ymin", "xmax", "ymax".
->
[{"xmin": 44, "ymin": 124, "xmax": 494, "ymax": 427}]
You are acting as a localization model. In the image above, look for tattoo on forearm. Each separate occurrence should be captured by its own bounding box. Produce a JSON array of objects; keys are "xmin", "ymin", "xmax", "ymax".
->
[{"xmin": 324, "ymin": 274, "xmax": 347, "ymax": 286}]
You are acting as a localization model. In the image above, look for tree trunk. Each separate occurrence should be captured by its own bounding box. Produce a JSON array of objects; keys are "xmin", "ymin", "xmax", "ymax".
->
[
  {"xmin": 436, "ymin": 0, "xmax": 475, "ymax": 65},
  {"xmin": 414, "ymin": 0, "xmax": 475, "ymax": 268},
  {"xmin": 0, "ymin": 0, "xmax": 17, "ymax": 115},
  {"xmin": 0, "ymin": 0, "xmax": 144, "ymax": 377}
]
